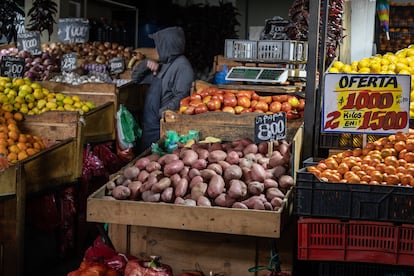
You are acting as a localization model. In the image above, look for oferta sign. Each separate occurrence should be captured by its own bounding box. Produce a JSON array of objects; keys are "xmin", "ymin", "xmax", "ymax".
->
[{"xmin": 322, "ymin": 73, "xmax": 411, "ymax": 135}]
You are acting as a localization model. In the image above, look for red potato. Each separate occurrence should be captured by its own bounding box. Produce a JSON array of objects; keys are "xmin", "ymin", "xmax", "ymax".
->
[
  {"xmin": 239, "ymin": 158, "xmax": 253, "ymax": 168},
  {"xmin": 266, "ymin": 187, "xmax": 285, "ymax": 201},
  {"xmin": 161, "ymin": 187, "xmax": 174, "ymax": 202},
  {"xmin": 209, "ymin": 142, "xmax": 223, "ymax": 151},
  {"xmin": 111, "ymin": 185, "xmax": 131, "ymax": 200},
  {"xmin": 264, "ymin": 202, "xmax": 273, "ymax": 210},
  {"xmin": 197, "ymin": 196, "xmax": 212, "ymax": 207},
  {"xmin": 232, "ymin": 202, "xmax": 248, "ymax": 209},
  {"xmin": 278, "ymin": 175, "xmax": 294, "ymax": 189},
  {"xmin": 158, "ymin": 153, "xmax": 179, "ymax": 166},
  {"xmin": 137, "ymin": 170, "xmax": 150, "ymax": 183},
  {"xmin": 218, "ymin": 160, "xmax": 231, "ymax": 171},
  {"xmin": 141, "ymin": 190, "xmax": 160, "ymax": 202},
  {"xmin": 244, "ymin": 153, "xmax": 257, "ymax": 162},
  {"xmin": 164, "ymin": 159, "xmax": 185, "ymax": 176},
  {"xmin": 248, "ymin": 181, "xmax": 265, "ymax": 195},
  {"xmin": 208, "ymin": 150, "xmax": 227, "ymax": 163},
  {"xmin": 257, "ymin": 142, "xmax": 269, "ymax": 154},
  {"xmin": 146, "ymin": 153, "xmax": 161, "ymax": 162},
  {"xmin": 134, "ymin": 157, "xmax": 150, "ymax": 170},
  {"xmin": 272, "ymin": 165, "xmax": 287, "ymax": 178},
  {"xmin": 121, "ymin": 178, "xmax": 132, "ymax": 187},
  {"xmin": 188, "ymin": 168, "xmax": 201, "ymax": 179},
  {"xmin": 264, "ymin": 178, "xmax": 279, "ymax": 189},
  {"xmin": 200, "ymin": 169, "xmax": 217, "ymax": 181},
  {"xmin": 106, "ymin": 180, "xmax": 116, "ymax": 191},
  {"xmin": 170, "ymin": 173, "xmax": 182, "ymax": 187},
  {"xmin": 251, "ymin": 163, "xmax": 267, "ymax": 182},
  {"xmin": 271, "ymin": 196, "xmax": 284, "ymax": 208},
  {"xmin": 151, "ymin": 177, "xmax": 172, "ymax": 193},
  {"xmin": 145, "ymin": 161, "xmax": 161, "ymax": 172},
  {"xmin": 115, "ymin": 175, "xmax": 126, "ymax": 185},
  {"xmin": 123, "ymin": 166, "xmax": 140, "ymax": 180},
  {"xmin": 128, "ymin": 181, "xmax": 143, "ymax": 200},
  {"xmin": 190, "ymin": 182, "xmax": 208, "ymax": 200},
  {"xmin": 207, "ymin": 174, "xmax": 225, "ymax": 198},
  {"xmin": 189, "ymin": 175, "xmax": 204, "ymax": 189},
  {"xmin": 227, "ymin": 179, "xmax": 247, "ymax": 199},
  {"xmin": 242, "ymin": 195, "xmax": 267, "ymax": 209},
  {"xmin": 196, "ymin": 148, "xmax": 209, "ymax": 160},
  {"xmin": 191, "ymin": 159, "xmax": 208, "ymax": 170},
  {"xmin": 175, "ymin": 178, "xmax": 189, "ymax": 197},
  {"xmin": 183, "ymin": 199, "xmax": 197, "ymax": 206},
  {"xmin": 174, "ymin": 197, "xmax": 185, "ymax": 205},
  {"xmin": 223, "ymin": 164, "xmax": 243, "ymax": 182},
  {"xmin": 207, "ymin": 163, "xmax": 222, "ymax": 175},
  {"xmin": 214, "ymin": 193, "xmax": 236, "ymax": 207},
  {"xmin": 226, "ymin": 151, "xmax": 240, "ymax": 164},
  {"xmin": 243, "ymin": 143, "xmax": 258, "ymax": 156},
  {"xmin": 181, "ymin": 150, "xmax": 199, "ymax": 166},
  {"xmin": 269, "ymin": 151, "xmax": 286, "ymax": 168},
  {"xmin": 180, "ymin": 166, "xmax": 190, "ymax": 179}
]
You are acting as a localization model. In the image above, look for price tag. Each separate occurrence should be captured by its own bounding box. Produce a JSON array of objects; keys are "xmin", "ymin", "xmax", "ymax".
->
[
  {"xmin": 254, "ymin": 112, "xmax": 287, "ymax": 143},
  {"xmin": 61, "ymin": 53, "xmax": 77, "ymax": 72},
  {"xmin": 57, "ymin": 18, "xmax": 89, "ymax": 43},
  {"xmin": 1, "ymin": 56, "xmax": 25, "ymax": 78},
  {"xmin": 322, "ymin": 73, "xmax": 411, "ymax": 135},
  {"xmin": 17, "ymin": 31, "xmax": 41, "ymax": 55},
  {"xmin": 109, "ymin": 57, "xmax": 125, "ymax": 75}
]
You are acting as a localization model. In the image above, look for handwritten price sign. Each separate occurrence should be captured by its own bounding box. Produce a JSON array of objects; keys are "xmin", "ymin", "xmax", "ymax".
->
[
  {"xmin": 1, "ymin": 56, "xmax": 25, "ymax": 78},
  {"xmin": 322, "ymin": 73, "xmax": 411, "ymax": 135},
  {"xmin": 57, "ymin": 18, "xmax": 89, "ymax": 43},
  {"xmin": 254, "ymin": 112, "xmax": 286, "ymax": 143}
]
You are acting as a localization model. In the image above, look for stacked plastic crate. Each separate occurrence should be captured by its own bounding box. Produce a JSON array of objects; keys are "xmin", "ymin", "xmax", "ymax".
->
[{"xmin": 295, "ymin": 156, "xmax": 414, "ymax": 275}]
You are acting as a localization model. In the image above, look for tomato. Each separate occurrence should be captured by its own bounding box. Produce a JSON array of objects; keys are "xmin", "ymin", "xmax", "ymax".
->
[
  {"xmin": 206, "ymin": 98, "xmax": 221, "ymax": 111},
  {"xmin": 211, "ymin": 93, "xmax": 224, "ymax": 103},
  {"xmin": 278, "ymin": 94, "xmax": 288, "ymax": 102},
  {"xmin": 189, "ymin": 99, "xmax": 203, "ymax": 107},
  {"xmin": 202, "ymin": 95, "xmax": 211, "ymax": 104},
  {"xmin": 234, "ymin": 105, "xmax": 245, "ymax": 114},
  {"xmin": 251, "ymin": 92, "xmax": 260, "ymax": 101},
  {"xmin": 194, "ymin": 103, "xmax": 208, "ymax": 114},
  {"xmin": 222, "ymin": 106, "xmax": 235, "ymax": 114},
  {"xmin": 254, "ymin": 101, "xmax": 268, "ymax": 112},
  {"xmin": 190, "ymin": 93, "xmax": 202, "ymax": 101},
  {"xmin": 223, "ymin": 94, "xmax": 237, "ymax": 107},
  {"xmin": 269, "ymin": 101, "xmax": 282, "ymax": 113},
  {"xmin": 180, "ymin": 96, "xmax": 191, "ymax": 107},
  {"xmin": 297, "ymin": 98, "xmax": 305, "ymax": 111},
  {"xmin": 183, "ymin": 106, "xmax": 195, "ymax": 115},
  {"xmin": 236, "ymin": 90, "xmax": 253, "ymax": 99},
  {"xmin": 237, "ymin": 95, "xmax": 251, "ymax": 108},
  {"xmin": 259, "ymin": 96, "xmax": 272, "ymax": 104},
  {"xmin": 281, "ymin": 102, "xmax": 292, "ymax": 112}
]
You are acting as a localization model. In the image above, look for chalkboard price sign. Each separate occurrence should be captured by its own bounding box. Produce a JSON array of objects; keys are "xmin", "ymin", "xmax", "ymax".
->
[
  {"xmin": 58, "ymin": 18, "xmax": 89, "ymax": 43},
  {"xmin": 61, "ymin": 53, "xmax": 77, "ymax": 72},
  {"xmin": 1, "ymin": 56, "xmax": 25, "ymax": 78},
  {"xmin": 109, "ymin": 57, "xmax": 125, "ymax": 75},
  {"xmin": 254, "ymin": 112, "xmax": 286, "ymax": 143},
  {"xmin": 17, "ymin": 31, "xmax": 41, "ymax": 55}
]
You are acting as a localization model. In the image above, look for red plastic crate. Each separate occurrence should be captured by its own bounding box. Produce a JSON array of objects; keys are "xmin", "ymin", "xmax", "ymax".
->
[{"xmin": 297, "ymin": 217, "xmax": 414, "ymax": 266}]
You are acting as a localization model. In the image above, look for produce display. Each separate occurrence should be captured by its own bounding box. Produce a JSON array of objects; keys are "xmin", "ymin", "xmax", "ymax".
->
[
  {"xmin": 0, "ymin": 77, "xmax": 96, "ymax": 115},
  {"xmin": 179, "ymin": 87, "xmax": 305, "ymax": 120},
  {"xmin": 327, "ymin": 45, "xmax": 414, "ymax": 117},
  {"xmin": 105, "ymin": 137, "xmax": 293, "ymax": 211},
  {"xmin": 307, "ymin": 129, "xmax": 414, "ymax": 186},
  {"xmin": 0, "ymin": 109, "xmax": 46, "ymax": 166}
]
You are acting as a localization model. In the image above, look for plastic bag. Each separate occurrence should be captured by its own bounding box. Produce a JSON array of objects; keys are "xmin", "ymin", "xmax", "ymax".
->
[{"xmin": 116, "ymin": 104, "xmax": 142, "ymax": 150}]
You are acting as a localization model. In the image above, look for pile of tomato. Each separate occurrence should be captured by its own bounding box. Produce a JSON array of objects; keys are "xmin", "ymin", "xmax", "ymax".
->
[{"xmin": 179, "ymin": 87, "xmax": 305, "ymax": 120}]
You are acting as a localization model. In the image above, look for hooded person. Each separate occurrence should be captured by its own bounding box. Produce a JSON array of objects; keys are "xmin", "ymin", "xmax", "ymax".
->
[{"xmin": 131, "ymin": 26, "xmax": 195, "ymax": 152}]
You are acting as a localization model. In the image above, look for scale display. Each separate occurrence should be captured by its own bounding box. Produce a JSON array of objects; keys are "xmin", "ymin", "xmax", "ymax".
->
[{"xmin": 225, "ymin": 66, "xmax": 289, "ymax": 83}]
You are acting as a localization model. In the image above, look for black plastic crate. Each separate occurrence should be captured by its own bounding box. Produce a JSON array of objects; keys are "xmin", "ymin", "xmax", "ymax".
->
[
  {"xmin": 295, "ymin": 167, "xmax": 414, "ymax": 224},
  {"xmin": 318, "ymin": 261, "xmax": 414, "ymax": 276},
  {"xmin": 319, "ymin": 133, "xmax": 384, "ymax": 149}
]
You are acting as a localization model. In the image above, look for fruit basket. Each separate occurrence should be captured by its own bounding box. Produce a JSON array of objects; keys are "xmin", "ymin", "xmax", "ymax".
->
[
  {"xmin": 297, "ymin": 217, "xmax": 414, "ymax": 266},
  {"xmin": 295, "ymin": 165, "xmax": 414, "ymax": 224}
]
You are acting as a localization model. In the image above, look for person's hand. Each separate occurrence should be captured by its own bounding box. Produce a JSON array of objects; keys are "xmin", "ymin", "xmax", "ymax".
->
[{"xmin": 147, "ymin": 60, "xmax": 159, "ymax": 75}]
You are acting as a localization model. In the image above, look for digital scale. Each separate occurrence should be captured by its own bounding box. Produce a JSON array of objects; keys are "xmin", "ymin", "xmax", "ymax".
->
[{"xmin": 225, "ymin": 66, "xmax": 289, "ymax": 83}]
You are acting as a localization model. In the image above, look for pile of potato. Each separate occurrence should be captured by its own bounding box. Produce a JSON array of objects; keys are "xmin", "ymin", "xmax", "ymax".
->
[{"xmin": 104, "ymin": 138, "xmax": 294, "ymax": 211}]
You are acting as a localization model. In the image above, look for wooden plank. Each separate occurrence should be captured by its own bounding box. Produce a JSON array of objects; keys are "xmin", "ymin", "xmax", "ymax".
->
[
  {"xmin": 160, "ymin": 110, "xmax": 303, "ymax": 143},
  {"xmin": 88, "ymin": 185, "xmax": 293, "ymax": 238},
  {"xmin": 0, "ymin": 165, "xmax": 18, "ymax": 196}
]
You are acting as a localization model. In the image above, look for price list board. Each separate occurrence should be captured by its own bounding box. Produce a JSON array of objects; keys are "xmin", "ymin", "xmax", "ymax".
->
[
  {"xmin": 0, "ymin": 56, "xmax": 25, "ymax": 78},
  {"xmin": 61, "ymin": 53, "xmax": 77, "ymax": 72},
  {"xmin": 17, "ymin": 31, "xmax": 41, "ymax": 55},
  {"xmin": 58, "ymin": 18, "xmax": 89, "ymax": 43},
  {"xmin": 254, "ymin": 112, "xmax": 287, "ymax": 143},
  {"xmin": 109, "ymin": 57, "xmax": 125, "ymax": 75},
  {"xmin": 226, "ymin": 66, "xmax": 288, "ymax": 83}
]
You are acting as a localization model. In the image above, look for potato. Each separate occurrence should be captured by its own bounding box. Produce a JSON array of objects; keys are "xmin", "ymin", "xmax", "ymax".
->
[
  {"xmin": 232, "ymin": 202, "xmax": 248, "ymax": 209},
  {"xmin": 106, "ymin": 180, "xmax": 116, "ymax": 191},
  {"xmin": 243, "ymin": 143, "xmax": 258, "ymax": 156},
  {"xmin": 208, "ymin": 150, "xmax": 227, "ymax": 163},
  {"xmin": 134, "ymin": 157, "xmax": 150, "ymax": 170},
  {"xmin": 190, "ymin": 182, "xmax": 208, "ymax": 200},
  {"xmin": 226, "ymin": 151, "xmax": 240, "ymax": 165},
  {"xmin": 278, "ymin": 175, "xmax": 294, "ymax": 189},
  {"xmin": 137, "ymin": 170, "xmax": 150, "ymax": 183},
  {"xmin": 214, "ymin": 193, "xmax": 236, "ymax": 207},
  {"xmin": 242, "ymin": 195, "xmax": 266, "ymax": 209},
  {"xmin": 266, "ymin": 187, "xmax": 285, "ymax": 201},
  {"xmin": 175, "ymin": 178, "xmax": 189, "ymax": 197},
  {"xmin": 207, "ymin": 174, "xmax": 225, "ymax": 198},
  {"xmin": 207, "ymin": 163, "xmax": 222, "ymax": 175},
  {"xmin": 158, "ymin": 153, "xmax": 179, "ymax": 166},
  {"xmin": 145, "ymin": 161, "xmax": 161, "ymax": 172},
  {"xmin": 161, "ymin": 187, "xmax": 174, "ymax": 202},
  {"xmin": 271, "ymin": 196, "xmax": 284, "ymax": 208},
  {"xmin": 180, "ymin": 166, "xmax": 190, "ymax": 179},
  {"xmin": 151, "ymin": 177, "xmax": 172, "ymax": 193},
  {"xmin": 258, "ymin": 142, "xmax": 269, "ymax": 154},
  {"xmin": 189, "ymin": 175, "xmax": 204, "ymax": 189},
  {"xmin": 209, "ymin": 142, "xmax": 223, "ymax": 151},
  {"xmin": 200, "ymin": 169, "xmax": 217, "ymax": 181},
  {"xmin": 227, "ymin": 179, "xmax": 247, "ymax": 199},
  {"xmin": 197, "ymin": 196, "xmax": 212, "ymax": 207},
  {"xmin": 248, "ymin": 181, "xmax": 265, "ymax": 195},
  {"xmin": 251, "ymin": 163, "xmax": 266, "ymax": 182},
  {"xmin": 170, "ymin": 173, "xmax": 182, "ymax": 187},
  {"xmin": 123, "ymin": 166, "xmax": 140, "ymax": 180},
  {"xmin": 269, "ymin": 151, "xmax": 286, "ymax": 168},
  {"xmin": 192, "ymin": 159, "xmax": 208, "ymax": 170},
  {"xmin": 196, "ymin": 148, "xmax": 209, "ymax": 160},
  {"xmin": 164, "ymin": 159, "xmax": 185, "ymax": 176},
  {"xmin": 128, "ymin": 181, "xmax": 142, "ymax": 200},
  {"xmin": 181, "ymin": 150, "xmax": 199, "ymax": 166},
  {"xmin": 111, "ymin": 185, "xmax": 131, "ymax": 200},
  {"xmin": 223, "ymin": 164, "xmax": 243, "ymax": 182},
  {"xmin": 141, "ymin": 190, "xmax": 160, "ymax": 202},
  {"xmin": 146, "ymin": 153, "xmax": 161, "ymax": 162},
  {"xmin": 218, "ymin": 160, "xmax": 231, "ymax": 171},
  {"xmin": 264, "ymin": 178, "xmax": 279, "ymax": 189},
  {"xmin": 188, "ymin": 168, "xmax": 201, "ymax": 179}
]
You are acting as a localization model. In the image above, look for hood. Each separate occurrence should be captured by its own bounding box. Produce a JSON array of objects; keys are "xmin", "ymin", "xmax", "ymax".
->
[{"xmin": 150, "ymin": 26, "xmax": 186, "ymax": 63}]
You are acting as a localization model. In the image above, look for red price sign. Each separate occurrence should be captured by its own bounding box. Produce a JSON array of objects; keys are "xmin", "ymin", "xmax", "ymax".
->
[{"xmin": 322, "ymin": 73, "xmax": 411, "ymax": 135}]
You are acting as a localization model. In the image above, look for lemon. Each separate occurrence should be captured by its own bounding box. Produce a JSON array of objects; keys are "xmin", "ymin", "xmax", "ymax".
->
[
  {"xmin": 328, "ymin": 67, "xmax": 340, "ymax": 73},
  {"xmin": 332, "ymin": 61, "xmax": 345, "ymax": 70},
  {"xmin": 46, "ymin": 102, "xmax": 57, "ymax": 109},
  {"xmin": 370, "ymin": 62, "xmax": 381, "ymax": 73},
  {"xmin": 358, "ymin": 58, "xmax": 371, "ymax": 69},
  {"xmin": 342, "ymin": 64, "xmax": 352, "ymax": 73},
  {"xmin": 358, "ymin": 67, "xmax": 371, "ymax": 74},
  {"xmin": 81, "ymin": 105, "xmax": 90, "ymax": 113},
  {"xmin": 72, "ymin": 95, "xmax": 81, "ymax": 102},
  {"xmin": 55, "ymin": 93, "xmax": 65, "ymax": 101}
]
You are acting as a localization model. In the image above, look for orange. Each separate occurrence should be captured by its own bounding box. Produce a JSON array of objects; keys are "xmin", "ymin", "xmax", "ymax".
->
[
  {"xmin": 17, "ymin": 150, "xmax": 28, "ymax": 161},
  {"xmin": 8, "ymin": 130, "xmax": 19, "ymax": 141},
  {"xmin": 3, "ymin": 111, "xmax": 13, "ymax": 120},
  {"xmin": 6, "ymin": 138, "xmax": 14, "ymax": 146},
  {"xmin": 8, "ymin": 144, "xmax": 19, "ymax": 154},
  {"xmin": 16, "ymin": 142, "xmax": 27, "ymax": 151},
  {"xmin": 18, "ymin": 134, "xmax": 27, "ymax": 143},
  {"xmin": 13, "ymin": 112, "xmax": 23, "ymax": 121},
  {"xmin": 0, "ymin": 132, "xmax": 7, "ymax": 140},
  {"xmin": 7, "ymin": 152, "xmax": 17, "ymax": 162}
]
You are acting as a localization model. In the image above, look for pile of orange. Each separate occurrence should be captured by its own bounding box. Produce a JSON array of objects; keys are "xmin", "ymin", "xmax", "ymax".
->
[{"xmin": 0, "ymin": 109, "xmax": 46, "ymax": 166}]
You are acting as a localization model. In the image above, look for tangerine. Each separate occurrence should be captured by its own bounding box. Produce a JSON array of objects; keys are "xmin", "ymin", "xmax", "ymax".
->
[
  {"xmin": 17, "ymin": 150, "xmax": 28, "ymax": 161},
  {"xmin": 26, "ymin": 148, "xmax": 37, "ymax": 156},
  {"xmin": 7, "ymin": 152, "xmax": 17, "ymax": 162},
  {"xmin": 13, "ymin": 112, "xmax": 23, "ymax": 121}
]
